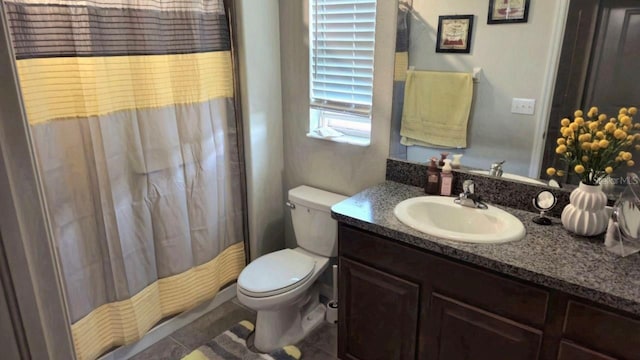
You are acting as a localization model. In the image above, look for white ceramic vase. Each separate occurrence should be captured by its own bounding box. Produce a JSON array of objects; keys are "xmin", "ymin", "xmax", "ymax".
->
[{"xmin": 561, "ymin": 182, "xmax": 609, "ymax": 236}]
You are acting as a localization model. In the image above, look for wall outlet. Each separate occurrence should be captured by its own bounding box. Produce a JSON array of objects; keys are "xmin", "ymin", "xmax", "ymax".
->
[{"xmin": 511, "ymin": 98, "xmax": 536, "ymax": 115}]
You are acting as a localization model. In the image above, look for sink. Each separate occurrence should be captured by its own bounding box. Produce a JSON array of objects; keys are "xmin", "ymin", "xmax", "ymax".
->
[
  {"xmin": 469, "ymin": 170, "xmax": 547, "ymax": 186},
  {"xmin": 394, "ymin": 196, "xmax": 526, "ymax": 243}
]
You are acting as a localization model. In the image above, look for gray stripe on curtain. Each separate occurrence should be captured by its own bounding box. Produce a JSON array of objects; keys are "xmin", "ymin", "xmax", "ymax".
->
[
  {"xmin": 30, "ymin": 97, "xmax": 243, "ymax": 322},
  {"xmin": 396, "ymin": 1, "xmax": 411, "ymax": 52},
  {"xmin": 5, "ymin": 2, "xmax": 231, "ymax": 59}
]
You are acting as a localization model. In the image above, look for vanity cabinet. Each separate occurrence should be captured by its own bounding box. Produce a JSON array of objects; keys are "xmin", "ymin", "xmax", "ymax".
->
[{"xmin": 338, "ymin": 224, "xmax": 640, "ymax": 360}]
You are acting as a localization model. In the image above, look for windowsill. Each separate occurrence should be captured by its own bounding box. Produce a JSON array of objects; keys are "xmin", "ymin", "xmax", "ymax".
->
[{"xmin": 306, "ymin": 132, "xmax": 371, "ymax": 147}]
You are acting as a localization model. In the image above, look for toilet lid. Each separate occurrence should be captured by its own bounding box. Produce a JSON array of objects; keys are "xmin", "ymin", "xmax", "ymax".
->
[{"xmin": 238, "ymin": 249, "xmax": 315, "ymax": 297}]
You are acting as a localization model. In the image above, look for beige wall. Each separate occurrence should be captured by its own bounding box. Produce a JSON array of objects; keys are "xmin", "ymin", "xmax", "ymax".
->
[
  {"xmin": 279, "ymin": 0, "xmax": 396, "ymax": 246},
  {"xmin": 237, "ymin": 0, "xmax": 285, "ymax": 259},
  {"xmin": 405, "ymin": 0, "xmax": 565, "ymax": 177}
]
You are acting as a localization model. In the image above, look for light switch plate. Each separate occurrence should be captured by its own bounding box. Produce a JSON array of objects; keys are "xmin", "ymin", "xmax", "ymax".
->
[{"xmin": 511, "ymin": 98, "xmax": 536, "ymax": 115}]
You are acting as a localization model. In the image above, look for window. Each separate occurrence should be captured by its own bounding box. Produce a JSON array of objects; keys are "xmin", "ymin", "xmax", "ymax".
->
[{"xmin": 309, "ymin": 0, "xmax": 377, "ymax": 145}]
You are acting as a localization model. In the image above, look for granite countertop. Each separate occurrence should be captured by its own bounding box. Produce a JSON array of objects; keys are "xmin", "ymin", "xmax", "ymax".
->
[{"xmin": 331, "ymin": 180, "xmax": 640, "ymax": 316}]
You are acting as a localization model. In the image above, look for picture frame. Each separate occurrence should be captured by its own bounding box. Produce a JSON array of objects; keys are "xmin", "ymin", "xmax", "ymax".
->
[
  {"xmin": 487, "ymin": 0, "xmax": 530, "ymax": 24},
  {"xmin": 435, "ymin": 15, "xmax": 474, "ymax": 54}
]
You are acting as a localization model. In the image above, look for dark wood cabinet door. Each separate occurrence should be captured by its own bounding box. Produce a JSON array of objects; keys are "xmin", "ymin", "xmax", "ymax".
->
[
  {"xmin": 424, "ymin": 293, "xmax": 542, "ymax": 360},
  {"xmin": 339, "ymin": 257, "xmax": 420, "ymax": 360},
  {"xmin": 558, "ymin": 341, "xmax": 616, "ymax": 360}
]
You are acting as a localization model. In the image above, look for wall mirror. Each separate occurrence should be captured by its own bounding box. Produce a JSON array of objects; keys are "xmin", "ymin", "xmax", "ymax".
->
[{"xmin": 387, "ymin": 0, "xmax": 639, "ymax": 196}]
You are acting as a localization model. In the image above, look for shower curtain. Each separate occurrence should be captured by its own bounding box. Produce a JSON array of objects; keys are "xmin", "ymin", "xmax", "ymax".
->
[
  {"xmin": 3, "ymin": 1, "xmax": 246, "ymax": 359},
  {"xmin": 389, "ymin": 0, "xmax": 411, "ymax": 158}
]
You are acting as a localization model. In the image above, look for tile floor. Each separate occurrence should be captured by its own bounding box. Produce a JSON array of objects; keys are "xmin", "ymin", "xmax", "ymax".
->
[{"xmin": 130, "ymin": 299, "xmax": 338, "ymax": 360}]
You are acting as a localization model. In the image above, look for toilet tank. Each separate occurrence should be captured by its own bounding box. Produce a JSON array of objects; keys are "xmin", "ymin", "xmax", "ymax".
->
[{"xmin": 288, "ymin": 186, "xmax": 347, "ymax": 257}]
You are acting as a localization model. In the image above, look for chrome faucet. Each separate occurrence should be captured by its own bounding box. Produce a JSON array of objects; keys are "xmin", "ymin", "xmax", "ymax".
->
[
  {"xmin": 489, "ymin": 161, "xmax": 505, "ymax": 177},
  {"xmin": 455, "ymin": 180, "xmax": 488, "ymax": 209}
]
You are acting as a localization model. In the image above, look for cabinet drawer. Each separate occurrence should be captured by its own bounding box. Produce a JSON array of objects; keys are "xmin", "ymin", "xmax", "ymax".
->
[
  {"xmin": 339, "ymin": 225, "xmax": 430, "ymax": 282},
  {"xmin": 564, "ymin": 300, "xmax": 640, "ymax": 359},
  {"xmin": 426, "ymin": 252, "xmax": 550, "ymax": 328}
]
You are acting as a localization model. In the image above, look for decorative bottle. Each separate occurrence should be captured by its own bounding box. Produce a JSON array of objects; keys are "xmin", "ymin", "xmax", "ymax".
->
[{"xmin": 425, "ymin": 157, "xmax": 440, "ymax": 195}]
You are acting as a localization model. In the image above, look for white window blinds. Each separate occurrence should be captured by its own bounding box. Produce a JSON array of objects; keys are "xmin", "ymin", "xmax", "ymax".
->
[{"xmin": 310, "ymin": 0, "xmax": 377, "ymax": 117}]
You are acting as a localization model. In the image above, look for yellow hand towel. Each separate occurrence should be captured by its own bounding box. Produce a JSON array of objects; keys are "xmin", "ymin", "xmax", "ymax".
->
[{"xmin": 400, "ymin": 70, "xmax": 473, "ymax": 148}]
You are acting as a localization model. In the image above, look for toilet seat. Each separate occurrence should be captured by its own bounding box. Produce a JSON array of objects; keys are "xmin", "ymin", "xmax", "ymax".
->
[{"xmin": 238, "ymin": 249, "xmax": 315, "ymax": 298}]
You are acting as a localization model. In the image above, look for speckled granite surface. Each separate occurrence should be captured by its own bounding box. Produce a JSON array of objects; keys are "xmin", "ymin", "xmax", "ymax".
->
[
  {"xmin": 331, "ymin": 180, "xmax": 640, "ymax": 316},
  {"xmin": 386, "ymin": 158, "xmax": 572, "ymax": 218}
]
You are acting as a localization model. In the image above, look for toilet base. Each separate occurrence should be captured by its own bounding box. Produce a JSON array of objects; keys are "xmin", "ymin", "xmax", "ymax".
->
[{"xmin": 253, "ymin": 285, "xmax": 326, "ymax": 352}]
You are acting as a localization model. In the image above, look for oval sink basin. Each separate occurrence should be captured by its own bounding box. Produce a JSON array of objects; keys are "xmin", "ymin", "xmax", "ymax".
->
[{"xmin": 394, "ymin": 196, "xmax": 526, "ymax": 243}]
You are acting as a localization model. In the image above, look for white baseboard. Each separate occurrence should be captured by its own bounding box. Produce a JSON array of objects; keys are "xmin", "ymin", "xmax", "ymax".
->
[{"xmin": 98, "ymin": 284, "xmax": 237, "ymax": 360}]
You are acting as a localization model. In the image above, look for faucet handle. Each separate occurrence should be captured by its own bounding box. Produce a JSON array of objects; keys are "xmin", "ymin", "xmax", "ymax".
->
[
  {"xmin": 463, "ymin": 180, "xmax": 475, "ymax": 194},
  {"xmin": 490, "ymin": 161, "xmax": 505, "ymax": 177},
  {"xmin": 456, "ymin": 180, "xmax": 488, "ymax": 209}
]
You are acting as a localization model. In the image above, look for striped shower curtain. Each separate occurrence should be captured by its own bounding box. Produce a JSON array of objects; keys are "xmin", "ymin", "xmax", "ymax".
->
[
  {"xmin": 3, "ymin": 1, "xmax": 246, "ymax": 359},
  {"xmin": 389, "ymin": 0, "xmax": 411, "ymax": 158}
]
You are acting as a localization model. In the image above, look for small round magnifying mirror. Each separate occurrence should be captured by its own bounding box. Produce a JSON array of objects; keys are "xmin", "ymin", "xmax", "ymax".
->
[{"xmin": 532, "ymin": 190, "xmax": 557, "ymax": 225}]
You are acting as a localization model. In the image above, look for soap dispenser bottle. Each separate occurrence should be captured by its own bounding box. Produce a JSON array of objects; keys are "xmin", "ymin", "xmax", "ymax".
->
[
  {"xmin": 438, "ymin": 152, "xmax": 449, "ymax": 167},
  {"xmin": 425, "ymin": 157, "xmax": 440, "ymax": 195},
  {"xmin": 440, "ymin": 159, "xmax": 454, "ymax": 196}
]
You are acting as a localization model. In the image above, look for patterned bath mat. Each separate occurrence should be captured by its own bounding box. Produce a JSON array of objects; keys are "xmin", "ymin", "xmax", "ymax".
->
[{"xmin": 181, "ymin": 320, "xmax": 301, "ymax": 360}]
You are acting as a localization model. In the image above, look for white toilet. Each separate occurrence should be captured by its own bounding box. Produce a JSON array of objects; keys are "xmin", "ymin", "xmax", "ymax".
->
[{"xmin": 236, "ymin": 185, "xmax": 346, "ymax": 352}]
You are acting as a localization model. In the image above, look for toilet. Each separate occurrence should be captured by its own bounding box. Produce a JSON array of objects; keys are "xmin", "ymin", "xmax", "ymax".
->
[{"xmin": 236, "ymin": 185, "xmax": 347, "ymax": 352}]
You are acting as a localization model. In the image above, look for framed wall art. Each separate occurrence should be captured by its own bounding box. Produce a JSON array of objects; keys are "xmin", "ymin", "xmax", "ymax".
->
[
  {"xmin": 488, "ymin": 0, "xmax": 530, "ymax": 24},
  {"xmin": 435, "ymin": 15, "xmax": 474, "ymax": 54}
]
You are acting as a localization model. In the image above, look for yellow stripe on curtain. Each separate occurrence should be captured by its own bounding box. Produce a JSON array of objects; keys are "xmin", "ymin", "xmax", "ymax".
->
[
  {"xmin": 394, "ymin": 52, "xmax": 409, "ymax": 81},
  {"xmin": 71, "ymin": 242, "xmax": 245, "ymax": 360},
  {"xmin": 16, "ymin": 51, "xmax": 234, "ymax": 125}
]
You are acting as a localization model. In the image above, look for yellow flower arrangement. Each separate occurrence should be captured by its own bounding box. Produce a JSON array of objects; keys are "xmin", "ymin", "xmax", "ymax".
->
[{"xmin": 547, "ymin": 106, "xmax": 639, "ymax": 185}]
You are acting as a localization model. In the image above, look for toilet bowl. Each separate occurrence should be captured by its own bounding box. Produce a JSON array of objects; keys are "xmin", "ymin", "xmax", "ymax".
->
[{"xmin": 236, "ymin": 186, "xmax": 346, "ymax": 352}]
